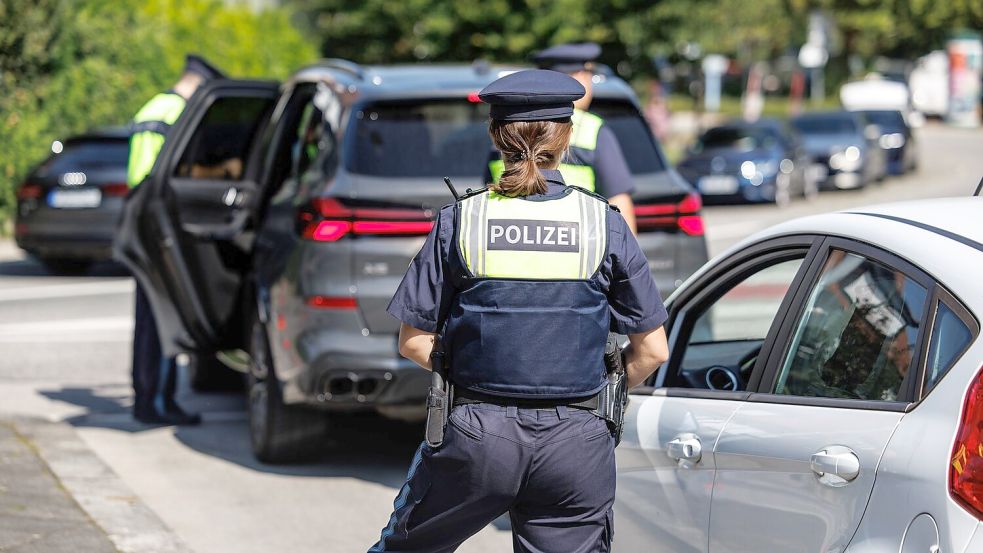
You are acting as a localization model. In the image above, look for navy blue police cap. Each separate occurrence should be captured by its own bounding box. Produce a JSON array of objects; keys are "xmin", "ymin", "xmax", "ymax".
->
[
  {"xmin": 532, "ymin": 42, "xmax": 601, "ymax": 73},
  {"xmin": 478, "ymin": 69, "xmax": 585, "ymax": 122},
  {"xmin": 183, "ymin": 54, "xmax": 225, "ymax": 81}
]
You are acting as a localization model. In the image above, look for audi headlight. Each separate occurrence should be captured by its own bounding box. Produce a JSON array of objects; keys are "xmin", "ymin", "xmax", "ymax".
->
[
  {"xmin": 830, "ymin": 146, "xmax": 862, "ymax": 172},
  {"xmin": 878, "ymin": 133, "xmax": 905, "ymax": 149},
  {"xmin": 740, "ymin": 161, "xmax": 756, "ymax": 179}
]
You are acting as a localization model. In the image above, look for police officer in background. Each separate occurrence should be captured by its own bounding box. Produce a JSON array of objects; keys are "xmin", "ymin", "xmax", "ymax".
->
[
  {"xmin": 371, "ymin": 70, "xmax": 669, "ymax": 552},
  {"xmin": 127, "ymin": 54, "xmax": 224, "ymax": 425},
  {"xmin": 486, "ymin": 42, "xmax": 637, "ymax": 233}
]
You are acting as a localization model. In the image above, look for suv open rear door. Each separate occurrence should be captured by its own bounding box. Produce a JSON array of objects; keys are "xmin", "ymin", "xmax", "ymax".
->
[{"xmin": 114, "ymin": 79, "xmax": 279, "ymax": 358}]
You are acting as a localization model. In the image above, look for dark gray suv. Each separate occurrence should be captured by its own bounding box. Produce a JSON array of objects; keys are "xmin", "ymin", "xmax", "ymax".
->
[{"xmin": 115, "ymin": 60, "xmax": 708, "ymax": 462}]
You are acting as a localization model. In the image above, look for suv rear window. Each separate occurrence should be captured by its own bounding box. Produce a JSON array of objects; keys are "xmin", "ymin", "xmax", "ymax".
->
[
  {"xmin": 346, "ymin": 98, "xmax": 667, "ymax": 178},
  {"xmin": 36, "ymin": 139, "xmax": 129, "ymax": 176},
  {"xmin": 590, "ymin": 100, "xmax": 666, "ymax": 174},
  {"xmin": 346, "ymin": 100, "xmax": 491, "ymax": 177}
]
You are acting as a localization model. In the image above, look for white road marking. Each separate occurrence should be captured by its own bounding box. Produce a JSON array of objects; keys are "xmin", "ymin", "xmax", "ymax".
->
[
  {"xmin": 0, "ymin": 316, "xmax": 133, "ymax": 342},
  {"xmin": 0, "ymin": 280, "xmax": 134, "ymax": 302}
]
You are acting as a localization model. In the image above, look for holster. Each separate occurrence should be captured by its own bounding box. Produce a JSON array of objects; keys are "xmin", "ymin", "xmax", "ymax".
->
[
  {"xmin": 425, "ymin": 347, "xmax": 453, "ymax": 448},
  {"xmin": 598, "ymin": 333, "xmax": 629, "ymax": 446}
]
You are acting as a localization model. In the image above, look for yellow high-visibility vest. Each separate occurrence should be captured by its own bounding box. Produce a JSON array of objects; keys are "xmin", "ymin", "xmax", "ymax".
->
[{"xmin": 456, "ymin": 186, "xmax": 608, "ymax": 280}]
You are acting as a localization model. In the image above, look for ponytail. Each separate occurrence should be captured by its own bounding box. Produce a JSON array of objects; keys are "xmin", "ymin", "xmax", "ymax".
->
[{"xmin": 488, "ymin": 119, "xmax": 573, "ymax": 197}]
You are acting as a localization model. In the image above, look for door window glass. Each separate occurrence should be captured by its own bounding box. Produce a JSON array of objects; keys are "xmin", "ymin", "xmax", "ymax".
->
[
  {"xmin": 775, "ymin": 250, "xmax": 927, "ymax": 401},
  {"xmin": 672, "ymin": 256, "xmax": 804, "ymax": 390},
  {"xmin": 924, "ymin": 302, "xmax": 973, "ymax": 394},
  {"xmin": 174, "ymin": 96, "xmax": 272, "ymax": 180}
]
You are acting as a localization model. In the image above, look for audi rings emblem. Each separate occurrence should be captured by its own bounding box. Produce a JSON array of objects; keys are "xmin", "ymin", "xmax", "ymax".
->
[
  {"xmin": 711, "ymin": 157, "xmax": 726, "ymax": 173},
  {"xmin": 61, "ymin": 172, "xmax": 87, "ymax": 186}
]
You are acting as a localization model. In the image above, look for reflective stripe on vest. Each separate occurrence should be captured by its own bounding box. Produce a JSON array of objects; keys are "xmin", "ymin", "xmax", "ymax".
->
[
  {"xmin": 487, "ymin": 109, "xmax": 604, "ymax": 192},
  {"xmin": 457, "ymin": 187, "xmax": 607, "ymax": 280},
  {"xmin": 129, "ymin": 120, "xmax": 173, "ymax": 136}
]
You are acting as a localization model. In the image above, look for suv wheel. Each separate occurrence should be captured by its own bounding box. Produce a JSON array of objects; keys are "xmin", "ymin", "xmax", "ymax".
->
[{"xmin": 248, "ymin": 315, "xmax": 327, "ymax": 463}]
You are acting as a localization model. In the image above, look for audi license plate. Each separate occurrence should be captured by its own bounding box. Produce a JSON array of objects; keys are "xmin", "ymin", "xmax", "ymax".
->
[
  {"xmin": 698, "ymin": 175, "xmax": 739, "ymax": 195},
  {"xmin": 47, "ymin": 188, "xmax": 101, "ymax": 209}
]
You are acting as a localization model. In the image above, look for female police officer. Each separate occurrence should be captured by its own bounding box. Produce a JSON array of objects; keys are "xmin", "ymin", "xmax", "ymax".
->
[{"xmin": 370, "ymin": 69, "xmax": 669, "ymax": 553}]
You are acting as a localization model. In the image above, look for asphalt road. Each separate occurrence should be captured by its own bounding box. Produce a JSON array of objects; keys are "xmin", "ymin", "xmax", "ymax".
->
[{"xmin": 0, "ymin": 122, "xmax": 979, "ymax": 553}]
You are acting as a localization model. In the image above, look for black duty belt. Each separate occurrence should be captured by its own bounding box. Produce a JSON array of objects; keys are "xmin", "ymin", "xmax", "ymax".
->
[{"xmin": 453, "ymin": 388, "xmax": 599, "ymax": 411}]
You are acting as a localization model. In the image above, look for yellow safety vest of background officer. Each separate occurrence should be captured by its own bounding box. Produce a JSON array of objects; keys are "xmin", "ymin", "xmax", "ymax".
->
[
  {"xmin": 127, "ymin": 54, "xmax": 224, "ymax": 426},
  {"xmin": 485, "ymin": 42, "xmax": 638, "ymax": 233},
  {"xmin": 370, "ymin": 69, "xmax": 669, "ymax": 553}
]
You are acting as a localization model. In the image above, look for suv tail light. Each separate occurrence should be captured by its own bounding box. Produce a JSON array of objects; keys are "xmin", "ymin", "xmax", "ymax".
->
[
  {"xmin": 634, "ymin": 192, "xmax": 705, "ymax": 236},
  {"xmin": 951, "ymin": 365, "xmax": 983, "ymax": 520},
  {"xmin": 300, "ymin": 198, "xmax": 435, "ymax": 242},
  {"xmin": 305, "ymin": 296, "xmax": 358, "ymax": 309},
  {"xmin": 100, "ymin": 182, "xmax": 130, "ymax": 197},
  {"xmin": 16, "ymin": 181, "xmax": 43, "ymax": 200}
]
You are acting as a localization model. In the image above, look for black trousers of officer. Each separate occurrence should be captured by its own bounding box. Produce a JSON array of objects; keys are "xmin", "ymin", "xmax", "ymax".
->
[
  {"xmin": 370, "ymin": 402, "xmax": 616, "ymax": 553},
  {"xmin": 132, "ymin": 283, "xmax": 178, "ymax": 417}
]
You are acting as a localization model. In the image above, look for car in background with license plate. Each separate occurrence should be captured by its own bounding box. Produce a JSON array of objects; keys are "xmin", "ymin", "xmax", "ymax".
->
[
  {"xmin": 791, "ymin": 111, "xmax": 888, "ymax": 190},
  {"xmin": 676, "ymin": 119, "xmax": 817, "ymax": 206},
  {"xmin": 615, "ymin": 196, "xmax": 982, "ymax": 553},
  {"xmin": 14, "ymin": 128, "xmax": 131, "ymax": 274},
  {"xmin": 114, "ymin": 60, "xmax": 709, "ymax": 463}
]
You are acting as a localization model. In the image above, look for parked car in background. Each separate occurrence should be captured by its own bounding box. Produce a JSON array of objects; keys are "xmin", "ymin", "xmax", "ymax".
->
[
  {"xmin": 840, "ymin": 75, "xmax": 926, "ymax": 130},
  {"xmin": 857, "ymin": 109, "xmax": 918, "ymax": 175},
  {"xmin": 676, "ymin": 119, "xmax": 816, "ymax": 207},
  {"xmin": 791, "ymin": 111, "xmax": 887, "ymax": 190},
  {"xmin": 616, "ymin": 196, "xmax": 982, "ymax": 553},
  {"xmin": 114, "ymin": 61, "xmax": 709, "ymax": 462},
  {"xmin": 15, "ymin": 128, "xmax": 131, "ymax": 274}
]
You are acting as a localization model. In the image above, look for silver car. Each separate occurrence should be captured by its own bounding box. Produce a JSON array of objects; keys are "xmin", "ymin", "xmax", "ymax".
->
[{"xmin": 616, "ymin": 196, "xmax": 982, "ymax": 552}]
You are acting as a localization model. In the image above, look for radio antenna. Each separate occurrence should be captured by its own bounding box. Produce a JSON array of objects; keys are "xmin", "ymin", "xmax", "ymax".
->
[
  {"xmin": 975, "ymin": 176, "xmax": 983, "ymax": 197},
  {"xmin": 443, "ymin": 177, "xmax": 460, "ymax": 200}
]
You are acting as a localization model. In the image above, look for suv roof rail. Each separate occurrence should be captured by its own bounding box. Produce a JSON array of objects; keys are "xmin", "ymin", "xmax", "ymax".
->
[{"xmin": 320, "ymin": 58, "xmax": 365, "ymax": 80}]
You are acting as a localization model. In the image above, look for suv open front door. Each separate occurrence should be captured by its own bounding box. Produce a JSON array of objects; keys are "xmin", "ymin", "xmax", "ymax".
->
[{"xmin": 114, "ymin": 79, "xmax": 279, "ymax": 359}]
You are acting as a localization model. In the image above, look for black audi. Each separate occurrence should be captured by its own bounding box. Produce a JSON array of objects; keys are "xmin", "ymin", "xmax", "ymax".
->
[{"xmin": 15, "ymin": 128, "xmax": 131, "ymax": 274}]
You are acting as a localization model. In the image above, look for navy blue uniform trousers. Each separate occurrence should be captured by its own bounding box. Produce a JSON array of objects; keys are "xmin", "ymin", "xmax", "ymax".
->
[
  {"xmin": 370, "ymin": 403, "xmax": 616, "ymax": 553},
  {"xmin": 132, "ymin": 283, "xmax": 178, "ymax": 416}
]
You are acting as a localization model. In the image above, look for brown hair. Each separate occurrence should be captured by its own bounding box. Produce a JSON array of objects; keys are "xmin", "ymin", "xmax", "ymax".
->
[{"xmin": 488, "ymin": 119, "xmax": 573, "ymax": 197}]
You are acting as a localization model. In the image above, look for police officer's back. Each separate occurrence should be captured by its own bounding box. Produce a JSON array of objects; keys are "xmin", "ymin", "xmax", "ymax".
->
[{"xmin": 371, "ymin": 70, "xmax": 669, "ymax": 553}]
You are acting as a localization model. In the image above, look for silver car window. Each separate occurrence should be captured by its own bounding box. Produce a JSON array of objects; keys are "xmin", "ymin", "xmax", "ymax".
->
[
  {"xmin": 774, "ymin": 250, "xmax": 928, "ymax": 401},
  {"xmin": 924, "ymin": 302, "xmax": 973, "ymax": 394},
  {"xmin": 675, "ymin": 257, "xmax": 804, "ymax": 389}
]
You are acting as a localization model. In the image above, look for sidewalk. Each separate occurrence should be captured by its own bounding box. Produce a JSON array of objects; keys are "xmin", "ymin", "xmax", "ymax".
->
[
  {"xmin": 0, "ymin": 420, "xmax": 117, "ymax": 552},
  {"xmin": 0, "ymin": 418, "xmax": 190, "ymax": 553}
]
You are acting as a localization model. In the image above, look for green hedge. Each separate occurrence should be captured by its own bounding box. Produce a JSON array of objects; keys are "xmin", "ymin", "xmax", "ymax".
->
[{"xmin": 0, "ymin": 0, "xmax": 316, "ymax": 233}]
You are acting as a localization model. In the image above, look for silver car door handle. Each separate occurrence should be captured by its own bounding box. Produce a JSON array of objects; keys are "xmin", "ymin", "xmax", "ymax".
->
[
  {"xmin": 667, "ymin": 433, "xmax": 702, "ymax": 463},
  {"xmin": 810, "ymin": 446, "xmax": 860, "ymax": 487}
]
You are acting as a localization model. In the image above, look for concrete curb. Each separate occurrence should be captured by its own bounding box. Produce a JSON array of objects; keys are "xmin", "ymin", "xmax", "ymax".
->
[{"xmin": 13, "ymin": 417, "xmax": 193, "ymax": 553}]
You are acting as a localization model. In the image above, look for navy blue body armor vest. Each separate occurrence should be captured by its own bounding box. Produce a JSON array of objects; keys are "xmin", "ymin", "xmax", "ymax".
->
[{"xmin": 444, "ymin": 186, "xmax": 611, "ymax": 399}]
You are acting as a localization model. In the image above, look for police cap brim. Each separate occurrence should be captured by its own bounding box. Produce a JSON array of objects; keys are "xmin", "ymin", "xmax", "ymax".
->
[{"xmin": 478, "ymin": 69, "xmax": 585, "ymax": 122}]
